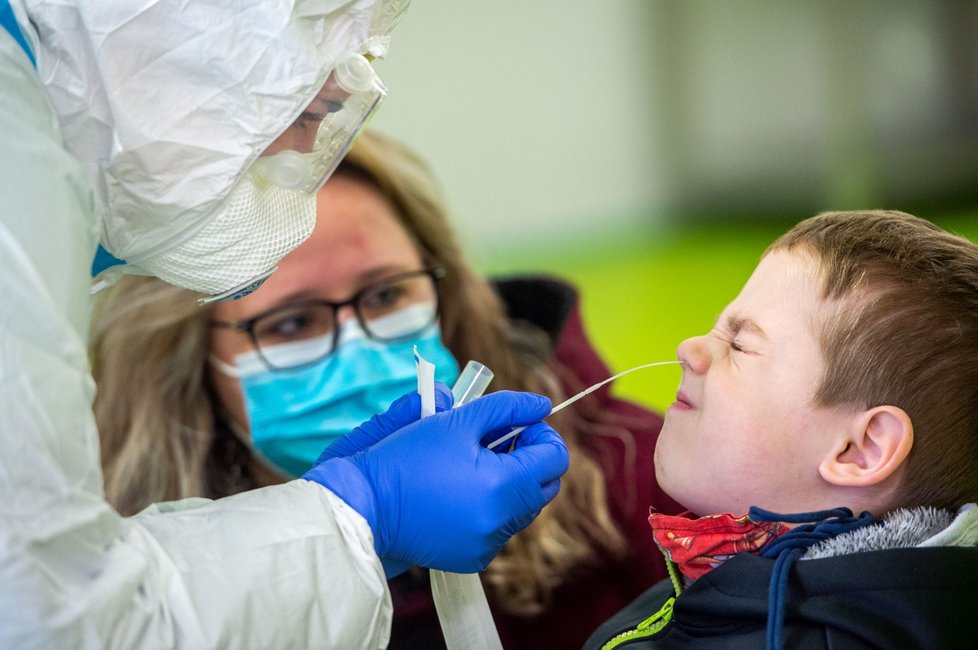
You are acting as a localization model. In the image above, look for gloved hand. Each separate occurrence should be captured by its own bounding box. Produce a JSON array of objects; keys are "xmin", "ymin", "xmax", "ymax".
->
[
  {"xmin": 310, "ymin": 383, "xmax": 455, "ymax": 577},
  {"xmin": 303, "ymin": 391, "xmax": 569, "ymax": 576},
  {"xmin": 316, "ymin": 382, "xmax": 455, "ymax": 462}
]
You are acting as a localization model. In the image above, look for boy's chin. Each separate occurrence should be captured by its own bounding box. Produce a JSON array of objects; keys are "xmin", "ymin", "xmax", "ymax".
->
[{"xmin": 652, "ymin": 462, "xmax": 695, "ymax": 513}]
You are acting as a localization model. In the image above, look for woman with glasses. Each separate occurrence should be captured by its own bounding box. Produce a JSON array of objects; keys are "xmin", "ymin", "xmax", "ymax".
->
[
  {"xmin": 90, "ymin": 131, "xmax": 682, "ymax": 649},
  {"xmin": 208, "ymin": 266, "xmax": 453, "ymax": 477}
]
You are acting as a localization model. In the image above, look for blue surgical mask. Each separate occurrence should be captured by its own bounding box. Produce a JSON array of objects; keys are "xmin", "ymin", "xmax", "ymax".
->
[{"xmin": 213, "ymin": 319, "xmax": 459, "ymax": 477}]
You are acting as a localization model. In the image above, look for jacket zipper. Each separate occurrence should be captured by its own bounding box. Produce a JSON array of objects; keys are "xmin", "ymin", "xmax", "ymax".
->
[
  {"xmin": 598, "ymin": 554, "xmax": 684, "ymax": 649},
  {"xmin": 598, "ymin": 597, "xmax": 674, "ymax": 649}
]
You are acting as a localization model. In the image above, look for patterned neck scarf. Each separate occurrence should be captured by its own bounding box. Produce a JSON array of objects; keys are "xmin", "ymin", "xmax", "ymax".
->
[{"xmin": 649, "ymin": 511, "xmax": 788, "ymax": 581}]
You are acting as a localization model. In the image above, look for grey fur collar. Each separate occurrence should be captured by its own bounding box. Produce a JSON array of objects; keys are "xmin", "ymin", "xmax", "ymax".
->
[{"xmin": 803, "ymin": 503, "xmax": 978, "ymax": 560}]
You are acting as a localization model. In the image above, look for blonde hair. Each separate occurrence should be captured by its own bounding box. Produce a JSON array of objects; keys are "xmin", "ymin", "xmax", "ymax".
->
[
  {"xmin": 92, "ymin": 279, "xmax": 220, "ymax": 516},
  {"xmin": 92, "ymin": 131, "xmax": 626, "ymax": 613},
  {"xmin": 93, "ymin": 283, "xmax": 283, "ymax": 514},
  {"xmin": 768, "ymin": 210, "xmax": 978, "ymax": 512}
]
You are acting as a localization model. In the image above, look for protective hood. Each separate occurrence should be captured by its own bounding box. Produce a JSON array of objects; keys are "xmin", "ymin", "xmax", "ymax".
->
[{"xmin": 16, "ymin": 0, "xmax": 408, "ymax": 292}]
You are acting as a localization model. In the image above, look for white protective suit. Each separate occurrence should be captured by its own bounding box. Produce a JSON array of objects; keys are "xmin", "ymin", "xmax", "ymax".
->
[{"xmin": 0, "ymin": 1, "xmax": 409, "ymax": 647}]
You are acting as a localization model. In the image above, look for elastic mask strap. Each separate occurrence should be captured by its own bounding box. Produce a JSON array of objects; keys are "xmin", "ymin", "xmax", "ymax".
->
[{"xmin": 208, "ymin": 353, "xmax": 246, "ymax": 379}]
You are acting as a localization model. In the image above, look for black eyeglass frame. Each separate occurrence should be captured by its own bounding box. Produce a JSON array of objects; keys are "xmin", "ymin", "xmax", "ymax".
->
[{"xmin": 210, "ymin": 267, "xmax": 446, "ymax": 371}]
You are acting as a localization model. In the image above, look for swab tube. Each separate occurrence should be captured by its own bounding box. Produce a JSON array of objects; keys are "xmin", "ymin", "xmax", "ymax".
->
[
  {"xmin": 452, "ymin": 360, "xmax": 494, "ymax": 407},
  {"xmin": 425, "ymin": 358, "xmax": 502, "ymax": 650}
]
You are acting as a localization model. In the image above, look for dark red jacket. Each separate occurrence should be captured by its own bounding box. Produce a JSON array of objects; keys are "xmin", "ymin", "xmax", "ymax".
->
[{"xmin": 387, "ymin": 277, "xmax": 684, "ymax": 649}]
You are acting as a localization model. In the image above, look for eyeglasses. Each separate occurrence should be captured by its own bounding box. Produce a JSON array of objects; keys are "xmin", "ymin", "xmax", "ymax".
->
[{"xmin": 210, "ymin": 268, "xmax": 445, "ymax": 371}]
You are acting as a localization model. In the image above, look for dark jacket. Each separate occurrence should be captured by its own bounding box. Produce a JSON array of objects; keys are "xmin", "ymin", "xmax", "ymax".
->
[
  {"xmin": 584, "ymin": 505, "xmax": 978, "ymax": 649},
  {"xmin": 387, "ymin": 276, "xmax": 684, "ymax": 649}
]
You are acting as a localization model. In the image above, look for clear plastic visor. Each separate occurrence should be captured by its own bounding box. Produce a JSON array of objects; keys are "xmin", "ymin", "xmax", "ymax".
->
[{"xmin": 250, "ymin": 52, "xmax": 386, "ymax": 194}]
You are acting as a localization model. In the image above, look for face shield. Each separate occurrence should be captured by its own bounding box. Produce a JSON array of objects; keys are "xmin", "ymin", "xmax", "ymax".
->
[
  {"xmin": 32, "ymin": 1, "xmax": 411, "ymax": 303},
  {"xmin": 251, "ymin": 53, "xmax": 386, "ymax": 195},
  {"xmin": 135, "ymin": 53, "xmax": 389, "ymax": 305},
  {"xmin": 122, "ymin": 53, "xmax": 388, "ymax": 304}
]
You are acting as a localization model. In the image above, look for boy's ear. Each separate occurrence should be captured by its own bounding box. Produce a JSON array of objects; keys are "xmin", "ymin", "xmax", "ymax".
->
[{"xmin": 818, "ymin": 406, "xmax": 913, "ymax": 488}]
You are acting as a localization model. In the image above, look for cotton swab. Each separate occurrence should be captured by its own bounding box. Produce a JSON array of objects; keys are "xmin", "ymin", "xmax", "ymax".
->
[{"xmin": 485, "ymin": 360, "xmax": 682, "ymax": 450}]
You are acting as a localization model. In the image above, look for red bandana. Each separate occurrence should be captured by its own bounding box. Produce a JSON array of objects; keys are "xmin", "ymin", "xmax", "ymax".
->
[{"xmin": 649, "ymin": 511, "xmax": 789, "ymax": 581}]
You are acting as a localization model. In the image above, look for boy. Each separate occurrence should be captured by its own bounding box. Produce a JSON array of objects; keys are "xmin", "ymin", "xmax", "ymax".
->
[{"xmin": 585, "ymin": 211, "xmax": 978, "ymax": 649}]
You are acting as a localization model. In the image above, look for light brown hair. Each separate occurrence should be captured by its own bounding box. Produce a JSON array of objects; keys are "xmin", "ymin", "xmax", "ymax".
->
[
  {"xmin": 92, "ymin": 131, "xmax": 626, "ymax": 614},
  {"xmin": 91, "ymin": 279, "xmax": 273, "ymax": 516},
  {"xmin": 767, "ymin": 210, "xmax": 978, "ymax": 511}
]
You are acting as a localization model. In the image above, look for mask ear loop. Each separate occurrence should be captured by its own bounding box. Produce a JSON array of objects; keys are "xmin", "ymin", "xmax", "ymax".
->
[
  {"xmin": 486, "ymin": 360, "xmax": 684, "ymax": 451},
  {"xmin": 208, "ymin": 353, "xmax": 246, "ymax": 378}
]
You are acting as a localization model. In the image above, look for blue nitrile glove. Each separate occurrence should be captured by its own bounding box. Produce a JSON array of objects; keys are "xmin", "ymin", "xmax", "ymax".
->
[
  {"xmin": 310, "ymin": 383, "xmax": 455, "ymax": 577},
  {"xmin": 316, "ymin": 383, "xmax": 455, "ymax": 462},
  {"xmin": 303, "ymin": 391, "xmax": 569, "ymax": 577}
]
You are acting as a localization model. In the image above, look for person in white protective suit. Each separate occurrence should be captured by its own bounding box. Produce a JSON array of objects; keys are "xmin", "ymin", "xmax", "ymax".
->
[{"xmin": 0, "ymin": 1, "xmax": 570, "ymax": 647}]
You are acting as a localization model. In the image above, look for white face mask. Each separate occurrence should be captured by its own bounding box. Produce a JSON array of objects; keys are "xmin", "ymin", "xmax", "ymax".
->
[{"xmin": 126, "ymin": 173, "xmax": 317, "ymax": 302}]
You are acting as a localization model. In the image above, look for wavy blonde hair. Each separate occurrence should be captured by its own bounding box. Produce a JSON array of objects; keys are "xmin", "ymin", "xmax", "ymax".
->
[
  {"xmin": 91, "ymin": 131, "xmax": 625, "ymax": 613},
  {"xmin": 91, "ymin": 278, "xmax": 267, "ymax": 517}
]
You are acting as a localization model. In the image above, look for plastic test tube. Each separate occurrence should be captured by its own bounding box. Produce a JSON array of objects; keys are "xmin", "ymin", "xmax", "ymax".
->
[
  {"xmin": 451, "ymin": 360, "xmax": 494, "ymax": 407},
  {"xmin": 434, "ymin": 359, "xmax": 503, "ymax": 650}
]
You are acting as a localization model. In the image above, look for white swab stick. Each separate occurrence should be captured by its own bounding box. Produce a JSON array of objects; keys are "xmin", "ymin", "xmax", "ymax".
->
[{"xmin": 485, "ymin": 360, "xmax": 682, "ymax": 450}]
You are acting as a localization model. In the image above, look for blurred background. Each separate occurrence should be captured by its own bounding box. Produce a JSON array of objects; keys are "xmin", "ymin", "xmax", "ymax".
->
[{"xmin": 371, "ymin": 0, "xmax": 978, "ymax": 412}]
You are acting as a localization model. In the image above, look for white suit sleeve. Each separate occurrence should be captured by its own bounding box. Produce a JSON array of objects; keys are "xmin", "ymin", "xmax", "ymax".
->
[{"xmin": 0, "ymin": 32, "xmax": 391, "ymax": 650}]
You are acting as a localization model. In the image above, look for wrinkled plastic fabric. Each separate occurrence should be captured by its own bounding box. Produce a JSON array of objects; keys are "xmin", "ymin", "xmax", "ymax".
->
[
  {"xmin": 0, "ymin": 24, "xmax": 392, "ymax": 650},
  {"xmin": 16, "ymin": 0, "xmax": 408, "ymax": 267}
]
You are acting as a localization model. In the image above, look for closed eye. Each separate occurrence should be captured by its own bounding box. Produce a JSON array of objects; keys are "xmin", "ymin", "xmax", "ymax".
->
[
  {"xmin": 711, "ymin": 327, "xmax": 749, "ymax": 355},
  {"xmin": 711, "ymin": 327, "xmax": 741, "ymax": 351},
  {"xmin": 715, "ymin": 313, "xmax": 764, "ymax": 355}
]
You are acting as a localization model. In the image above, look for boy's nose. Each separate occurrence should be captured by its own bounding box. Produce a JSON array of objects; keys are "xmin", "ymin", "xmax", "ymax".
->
[{"xmin": 677, "ymin": 334, "xmax": 711, "ymax": 374}]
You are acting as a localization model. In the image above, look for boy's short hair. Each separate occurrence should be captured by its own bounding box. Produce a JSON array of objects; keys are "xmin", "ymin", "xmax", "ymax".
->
[{"xmin": 768, "ymin": 210, "xmax": 978, "ymax": 512}]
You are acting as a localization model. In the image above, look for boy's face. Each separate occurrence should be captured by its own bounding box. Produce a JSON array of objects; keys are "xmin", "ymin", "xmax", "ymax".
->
[{"xmin": 655, "ymin": 250, "xmax": 855, "ymax": 516}]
